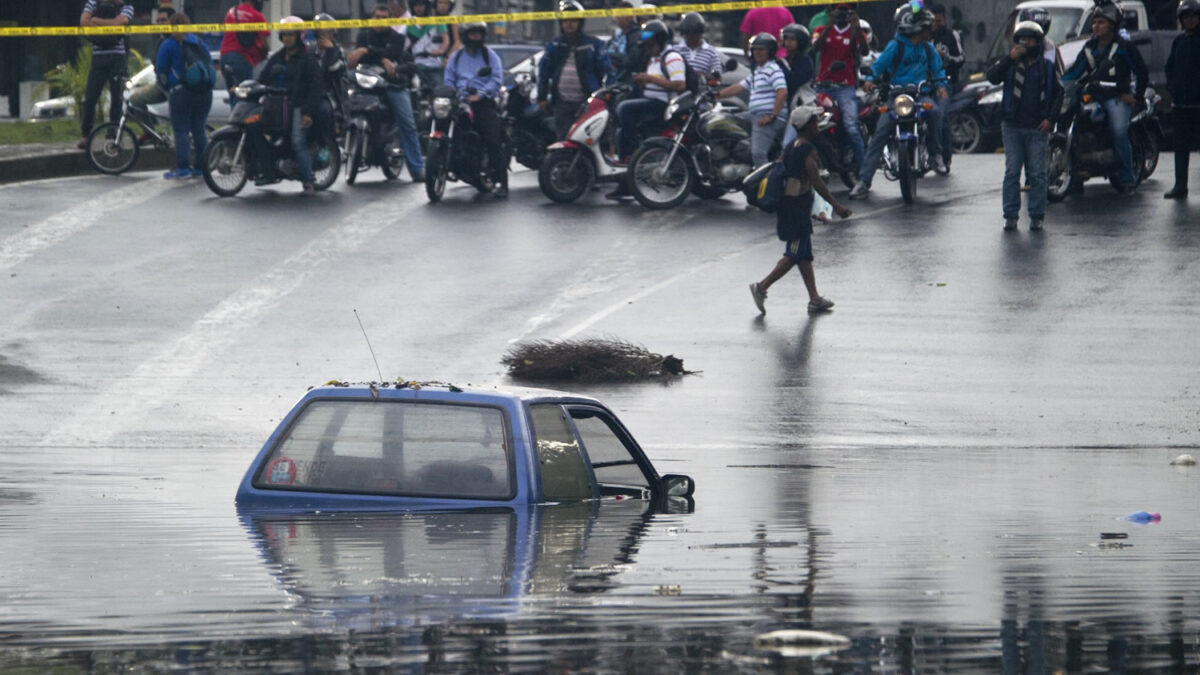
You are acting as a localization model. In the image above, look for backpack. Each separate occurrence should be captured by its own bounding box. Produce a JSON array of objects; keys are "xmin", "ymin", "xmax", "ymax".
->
[
  {"xmin": 180, "ymin": 40, "xmax": 216, "ymax": 92},
  {"xmin": 659, "ymin": 48, "xmax": 701, "ymax": 95},
  {"xmin": 743, "ymin": 158, "xmax": 788, "ymax": 213}
]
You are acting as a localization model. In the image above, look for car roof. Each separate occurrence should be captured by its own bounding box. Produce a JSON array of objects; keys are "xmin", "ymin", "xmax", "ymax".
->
[{"xmin": 300, "ymin": 382, "xmax": 606, "ymax": 407}]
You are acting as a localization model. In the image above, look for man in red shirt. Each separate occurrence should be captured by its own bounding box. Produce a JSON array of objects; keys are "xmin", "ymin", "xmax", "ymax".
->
[
  {"xmin": 811, "ymin": 2, "xmax": 869, "ymax": 178},
  {"xmin": 740, "ymin": 6, "xmax": 792, "ymax": 59},
  {"xmin": 219, "ymin": 0, "xmax": 269, "ymax": 94}
]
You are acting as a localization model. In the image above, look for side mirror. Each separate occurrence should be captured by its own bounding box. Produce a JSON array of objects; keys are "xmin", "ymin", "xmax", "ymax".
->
[
  {"xmin": 660, "ymin": 474, "xmax": 694, "ymax": 498},
  {"xmin": 477, "ymin": 66, "xmax": 493, "ymax": 78},
  {"xmin": 723, "ymin": 58, "xmax": 738, "ymax": 72}
]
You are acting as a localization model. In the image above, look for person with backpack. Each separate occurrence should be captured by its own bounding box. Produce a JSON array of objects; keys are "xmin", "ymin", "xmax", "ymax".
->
[
  {"xmin": 538, "ymin": 0, "xmax": 615, "ymax": 139},
  {"xmin": 718, "ymin": 33, "xmax": 789, "ymax": 167},
  {"xmin": 219, "ymin": 0, "xmax": 269, "ymax": 96},
  {"xmin": 258, "ymin": 16, "xmax": 324, "ymax": 194},
  {"xmin": 77, "ymin": 0, "xmax": 135, "ymax": 150},
  {"xmin": 155, "ymin": 12, "xmax": 214, "ymax": 180},
  {"xmin": 444, "ymin": 21, "xmax": 508, "ymax": 197},
  {"xmin": 748, "ymin": 106, "xmax": 851, "ymax": 316}
]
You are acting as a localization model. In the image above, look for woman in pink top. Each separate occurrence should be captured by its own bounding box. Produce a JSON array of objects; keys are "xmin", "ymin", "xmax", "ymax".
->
[{"xmin": 740, "ymin": 6, "xmax": 793, "ymax": 58}]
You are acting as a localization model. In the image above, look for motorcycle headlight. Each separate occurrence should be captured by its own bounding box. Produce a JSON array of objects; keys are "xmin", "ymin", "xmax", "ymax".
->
[
  {"xmin": 978, "ymin": 90, "xmax": 1003, "ymax": 106},
  {"xmin": 232, "ymin": 85, "xmax": 252, "ymax": 100},
  {"xmin": 894, "ymin": 94, "xmax": 915, "ymax": 117},
  {"xmin": 355, "ymin": 71, "xmax": 382, "ymax": 88},
  {"xmin": 433, "ymin": 97, "xmax": 452, "ymax": 119}
]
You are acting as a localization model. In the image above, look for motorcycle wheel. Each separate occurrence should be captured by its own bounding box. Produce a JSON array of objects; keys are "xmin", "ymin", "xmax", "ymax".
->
[
  {"xmin": 86, "ymin": 122, "xmax": 140, "ymax": 175},
  {"xmin": 382, "ymin": 137, "xmax": 404, "ymax": 181},
  {"xmin": 312, "ymin": 138, "xmax": 341, "ymax": 191},
  {"xmin": 1134, "ymin": 127, "xmax": 1158, "ymax": 182},
  {"xmin": 1046, "ymin": 135, "xmax": 1073, "ymax": 203},
  {"xmin": 345, "ymin": 127, "xmax": 363, "ymax": 185},
  {"xmin": 950, "ymin": 112, "xmax": 982, "ymax": 154},
  {"xmin": 629, "ymin": 144, "xmax": 692, "ymax": 210},
  {"xmin": 202, "ymin": 135, "xmax": 247, "ymax": 197},
  {"xmin": 898, "ymin": 139, "xmax": 916, "ymax": 204},
  {"xmin": 425, "ymin": 140, "xmax": 447, "ymax": 203},
  {"xmin": 538, "ymin": 148, "xmax": 594, "ymax": 203}
]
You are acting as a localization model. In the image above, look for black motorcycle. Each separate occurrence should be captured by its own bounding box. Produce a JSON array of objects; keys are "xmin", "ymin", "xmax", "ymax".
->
[
  {"xmin": 1047, "ymin": 59, "xmax": 1162, "ymax": 201},
  {"xmin": 344, "ymin": 65, "xmax": 408, "ymax": 185},
  {"xmin": 505, "ymin": 71, "xmax": 554, "ymax": 171},
  {"xmin": 878, "ymin": 82, "xmax": 938, "ymax": 204},
  {"xmin": 424, "ymin": 69, "xmax": 512, "ymax": 203},
  {"xmin": 202, "ymin": 80, "xmax": 340, "ymax": 197}
]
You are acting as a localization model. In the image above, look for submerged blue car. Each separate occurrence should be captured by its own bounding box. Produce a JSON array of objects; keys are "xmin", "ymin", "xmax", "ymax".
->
[{"xmin": 235, "ymin": 382, "xmax": 694, "ymax": 510}]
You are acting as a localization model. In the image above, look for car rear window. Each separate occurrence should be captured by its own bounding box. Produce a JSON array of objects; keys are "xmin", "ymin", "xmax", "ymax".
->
[{"xmin": 255, "ymin": 399, "xmax": 514, "ymax": 499}]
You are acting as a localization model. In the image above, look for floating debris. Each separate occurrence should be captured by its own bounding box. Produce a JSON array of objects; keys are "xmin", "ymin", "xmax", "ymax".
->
[
  {"xmin": 1170, "ymin": 453, "xmax": 1196, "ymax": 466},
  {"xmin": 502, "ymin": 337, "xmax": 695, "ymax": 383},
  {"xmin": 1099, "ymin": 532, "xmax": 1129, "ymax": 540},
  {"xmin": 753, "ymin": 630, "xmax": 851, "ymax": 658}
]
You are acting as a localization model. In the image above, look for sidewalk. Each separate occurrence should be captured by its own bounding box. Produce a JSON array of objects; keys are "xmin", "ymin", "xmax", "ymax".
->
[{"xmin": 0, "ymin": 140, "xmax": 173, "ymax": 185}]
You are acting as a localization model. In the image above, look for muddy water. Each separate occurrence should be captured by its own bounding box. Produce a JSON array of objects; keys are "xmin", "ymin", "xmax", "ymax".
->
[{"xmin": 2, "ymin": 438, "xmax": 1197, "ymax": 672}]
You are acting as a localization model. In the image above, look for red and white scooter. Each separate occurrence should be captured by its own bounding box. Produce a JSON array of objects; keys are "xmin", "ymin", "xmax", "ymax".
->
[{"xmin": 537, "ymin": 83, "xmax": 632, "ymax": 203}]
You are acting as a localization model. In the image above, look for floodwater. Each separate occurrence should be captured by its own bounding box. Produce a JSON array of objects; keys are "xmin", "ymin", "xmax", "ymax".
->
[{"xmin": 2, "ymin": 437, "xmax": 1197, "ymax": 672}]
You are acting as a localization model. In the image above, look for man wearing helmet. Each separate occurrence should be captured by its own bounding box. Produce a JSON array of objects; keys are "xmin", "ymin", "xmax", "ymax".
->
[
  {"xmin": 987, "ymin": 20, "xmax": 1063, "ymax": 231},
  {"xmin": 851, "ymin": 1, "xmax": 950, "ymax": 198},
  {"xmin": 348, "ymin": 4, "xmax": 426, "ymax": 182},
  {"xmin": 258, "ymin": 17, "xmax": 323, "ymax": 194},
  {"xmin": 675, "ymin": 13, "xmax": 723, "ymax": 82},
  {"xmin": 1163, "ymin": 0, "xmax": 1200, "ymax": 199},
  {"xmin": 718, "ymin": 33, "xmax": 789, "ymax": 167},
  {"xmin": 1061, "ymin": 0, "xmax": 1149, "ymax": 194},
  {"xmin": 1019, "ymin": 7, "xmax": 1064, "ymax": 74},
  {"xmin": 812, "ymin": 3, "xmax": 869, "ymax": 180},
  {"xmin": 538, "ymin": 1, "xmax": 615, "ymax": 139},
  {"xmin": 444, "ymin": 22, "xmax": 508, "ymax": 197}
]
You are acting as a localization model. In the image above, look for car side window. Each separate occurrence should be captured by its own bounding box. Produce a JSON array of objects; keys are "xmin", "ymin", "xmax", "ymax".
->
[
  {"xmin": 529, "ymin": 404, "xmax": 595, "ymax": 501},
  {"xmin": 567, "ymin": 408, "xmax": 651, "ymax": 496}
]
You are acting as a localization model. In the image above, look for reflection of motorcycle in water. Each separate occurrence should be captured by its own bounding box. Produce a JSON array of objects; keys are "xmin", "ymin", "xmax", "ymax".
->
[
  {"xmin": 202, "ymin": 81, "xmax": 341, "ymax": 197},
  {"xmin": 424, "ymin": 75, "xmax": 512, "ymax": 202},
  {"xmin": 506, "ymin": 72, "xmax": 555, "ymax": 171},
  {"xmin": 538, "ymin": 83, "xmax": 633, "ymax": 203},
  {"xmin": 879, "ymin": 82, "xmax": 937, "ymax": 204},
  {"xmin": 344, "ymin": 65, "xmax": 408, "ymax": 184},
  {"xmin": 1046, "ymin": 63, "xmax": 1161, "ymax": 202}
]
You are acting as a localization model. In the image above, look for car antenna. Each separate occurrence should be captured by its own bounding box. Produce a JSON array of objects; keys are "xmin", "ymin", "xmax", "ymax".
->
[{"xmin": 353, "ymin": 309, "xmax": 385, "ymax": 382}]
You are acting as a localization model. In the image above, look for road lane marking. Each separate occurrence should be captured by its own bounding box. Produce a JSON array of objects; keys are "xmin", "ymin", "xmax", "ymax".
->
[
  {"xmin": 0, "ymin": 178, "xmax": 173, "ymax": 271},
  {"xmin": 38, "ymin": 191, "xmax": 421, "ymax": 448}
]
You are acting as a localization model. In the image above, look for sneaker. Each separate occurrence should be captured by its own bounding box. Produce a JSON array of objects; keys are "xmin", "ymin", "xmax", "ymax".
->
[
  {"xmin": 749, "ymin": 282, "xmax": 767, "ymax": 315},
  {"xmin": 410, "ymin": 170, "xmax": 425, "ymax": 183},
  {"xmin": 932, "ymin": 155, "xmax": 948, "ymax": 175},
  {"xmin": 163, "ymin": 167, "xmax": 190, "ymax": 180},
  {"xmin": 76, "ymin": 136, "xmax": 88, "ymax": 150},
  {"xmin": 301, "ymin": 182, "xmax": 315, "ymax": 195},
  {"xmin": 848, "ymin": 182, "xmax": 869, "ymax": 200},
  {"xmin": 1164, "ymin": 187, "xmax": 1188, "ymax": 200},
  {"xmin": 1030, "ymin": 218, "xmax": 1043, "ymax": 232},
  {"xmin": 807, "ymin": 297, "xmax": 835, "ymax": 313},
  {"xmin": 1003, "ymin": 218, "xmax": 1018, "ymax": 231},
  {"xmin": 493, "ymin": 184, "xmax": 508, "ymax": 199}
]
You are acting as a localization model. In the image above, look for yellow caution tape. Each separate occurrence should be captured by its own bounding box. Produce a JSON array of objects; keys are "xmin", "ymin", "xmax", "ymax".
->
[{"xmin": 0, "ymin": 0, "xmax": 885, "ymax": 38}]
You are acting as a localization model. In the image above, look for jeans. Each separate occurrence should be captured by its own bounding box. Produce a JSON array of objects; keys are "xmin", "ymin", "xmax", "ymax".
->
[
  {"xmin": 816, "ymin": 83, "xmax": 865, "ymax": 171},
  {"xmin": 1173, "ymin": 107, "xmax": 1200, "ymax": 190},
  {"xmin": 552, "ymin": 100, "xmax": 585, "ymax": 140},
  {"xmin": 738, "ymin": 112, "xmax": 786, "ymax": 166},
  {"xmin": 290, "ymin": 107, "xmax": 314, "ymax": 185},
  {"xmin": 937, "ymin": 97, "xmax": 952, "ymax": 161},
  {"xmin": 168, "ymin": 86, "xmax": 211, "ymax": 170},
  {"xmin": 1001, "ymin": 122, "xmax": 1048, "ymax": 219},
  {"xmin": 220, "ymin": 52, "xmax": 254, "ymax": 94},
  {"xmin": 617, "ymin": 97, "xmax": 667, "ymax": 158},
  {"xmin": 1102, "ymin": 97, "xmax": 1135, "ymax": 186},
  {"xmin": 384, "ymin": 87, "xmax": 424, "ymax": 175},
  {"xmin": 860, "ymin": 93, "xmax": 944, "ymax": 188},
  {"xmin": 472, "ymin": 98, "xmax": 507, "ymax": 185},
  {"xmin": 81, "ymin": 52, "xmax": 127, "ymax": 136}
]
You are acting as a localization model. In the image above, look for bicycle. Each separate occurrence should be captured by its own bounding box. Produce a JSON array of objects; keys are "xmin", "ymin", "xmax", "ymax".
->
[{"xmin": 85, "ymin": 74, "xmax": 175, "ymax": 175}]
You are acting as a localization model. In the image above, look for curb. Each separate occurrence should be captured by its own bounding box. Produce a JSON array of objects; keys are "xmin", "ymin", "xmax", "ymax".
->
[{"xmin": 0, "ymin": 147, "xmax": 176, "ymax": 185}]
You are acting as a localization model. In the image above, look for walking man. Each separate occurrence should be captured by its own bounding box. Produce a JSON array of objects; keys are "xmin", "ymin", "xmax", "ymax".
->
[
  {"xmin": 987, "ymin": 20, "xmax": 1062, "ymax": 231},
  {"xmin": 749, "ymin": 106, "xmax": 851, "ymax": 316},
  {"xmin": 1164, "ymin": 0, "xmax": 1200, "ymax": 199}
]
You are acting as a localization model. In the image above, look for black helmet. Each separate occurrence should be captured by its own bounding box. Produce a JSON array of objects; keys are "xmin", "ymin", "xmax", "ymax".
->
[
  {"xmin": 678, "ymin": 12, "xmax": 706, "ymax": 35},
  {"xmin": 1013, "ymin": 20, "xmax": 1045, "ymax": 44},
  {"xmin": 462, "ymin": 20, "xmax": 488, "ymax": 47},
  {"xmin": 559, "ymin": 0, "xmax": 585, "ymax": 28},
  {"xmin": 1018, "ymin": 7, "xmax": 1052, "ymax": 32},
  {"xmin": 780, "ymin": 23, "xmax": 811, "ymax": 51},
  {"xmin": 895, "ymin": 2, "xmax": 933, "ymax": 35},
  {"xmin": 640, "ymin": 19, "xmax": 671, "ymax": 48},
  {"xmin": 1091, "ymin": 0, "xmax": 1122, "ymax": 27},
  {"xmin": 748, "ymin": 31, "xmax": 778, "ymax": 55},
  {"xmin": 1180, "ymin": 0, "xmax": 1200, "ymax": 18}
]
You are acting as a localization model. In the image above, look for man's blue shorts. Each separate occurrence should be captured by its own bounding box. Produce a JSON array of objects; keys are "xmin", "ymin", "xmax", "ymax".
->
[{"xmin": 784, "ymin": 234, "xmax": 814, "ymax": 263}]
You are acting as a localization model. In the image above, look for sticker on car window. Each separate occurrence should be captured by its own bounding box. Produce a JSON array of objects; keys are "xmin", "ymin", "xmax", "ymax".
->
[{"xmin": 265, "ymin": 457, "xmax": 297, "ymax": 486}]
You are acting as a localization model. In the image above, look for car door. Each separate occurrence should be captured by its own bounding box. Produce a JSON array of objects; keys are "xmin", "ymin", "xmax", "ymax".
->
[{"xmin": 563, "ymin": 405, "xmax": 657, "ymax": 499}]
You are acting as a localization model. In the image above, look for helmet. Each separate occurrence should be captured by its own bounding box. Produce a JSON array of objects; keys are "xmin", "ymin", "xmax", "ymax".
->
[
  {"xmin": 640, "ymin": 19, "xmax": 671, "ymax": 48},
  {"xmin": 780, "ymin": 23, "xmax": 811, "ymax": 51},
  {"xmin": 1018, "ymin": 7, "xmax": 1052, "ymax": 32},
  {"xmin": 313, "ymin": 12, "xmax": 335, "ymax": 22},
  {"xmin": 1013, "ymin": 20, "xmax": 1045, "ymax": 44},
  {"xmin": 279, "ymin": 15, "xmax": 303, "ymax": 35},
  {"xmin": 1091, "ymin": 1, "xmax": 1122, "ymax": 27},
  {"xmin": 1179, "ymin": 0, "xmax": 1200, "ymax": 18},
  {"xmin": 678, "ymin": 12, "xmax": 706, "ymax": 35},
  {"xmin": 895, "ymin": 2, "xmax": 933, "ymax": 35},
  {"xmin": 748, "ymin": 32, "xmax": 778, "ymax": 55},
  {"xmin": 462, "ymin": 20, "xmax": 487, "ymax": 47},
  {"xmin": 559, "ymin": 0, "xmax": 585, "ymax": 28},
  {"xmin": 639, "ymin": 3, "xmax": 663, "ymax": 20}
]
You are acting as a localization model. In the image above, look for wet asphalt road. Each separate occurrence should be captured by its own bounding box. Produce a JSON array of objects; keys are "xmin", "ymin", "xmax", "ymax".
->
[{"xmin": 1, "ymin": 156, "xmax": 1199, "ymax": 670}]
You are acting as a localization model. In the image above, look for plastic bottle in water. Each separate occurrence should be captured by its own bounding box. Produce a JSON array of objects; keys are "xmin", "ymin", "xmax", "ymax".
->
[{"xmin": 1121, "ymin": 511, "xmax": 1161, "ymax": 524}]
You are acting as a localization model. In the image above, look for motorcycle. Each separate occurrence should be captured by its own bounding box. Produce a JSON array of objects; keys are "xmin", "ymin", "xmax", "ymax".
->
[
  {"xmin": 812, "ymin": 86, "xmax": 876, "ymax": 188},
  {"xmin": 1046, "ymin": 60, "xmax": 1162, "ymax": 201},
  {"xmin": 344, "ymin": 65, "xmax": 408, "ymax": 185},
  {"xmin": 878, "ymin": 82, "xmax": 938, "ymax": 204},
  {"xmin": 538, "ymin": 82, "xmax": 633, "ymax": 203},
  {"xmin": 506, "ymin": 71, "xmax": 555, "ymax": 171},
  {"xmin": 202, "ymin": 81, "xmax": 340, "ymax": 197},
  {"xmin": 424, "ymin": 68, "xmax": 512, "ymax": 203}
]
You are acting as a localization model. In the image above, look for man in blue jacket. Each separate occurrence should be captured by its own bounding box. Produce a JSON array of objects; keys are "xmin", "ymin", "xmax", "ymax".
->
[
  {"xmin": 445, "ymin": 22, "xmax": 508, "ymax": 197},
  {"xmin": 850, "ymin": 2, "xmax": 949, "ymax": 199},
  {"xmin": 538, "ymin": 0, "xmax": 615, "ymax": 139},
  {"xmin": 1164, "ymin": 0, "xmax": 1200, "ymax": 199}
]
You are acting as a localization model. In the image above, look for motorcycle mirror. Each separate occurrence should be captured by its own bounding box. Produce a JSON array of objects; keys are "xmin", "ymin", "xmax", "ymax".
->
[
  {"xmin": 723, "ymin": 58, "xmax": 738, "ymax": 72},
  {"xmin": 829, "ymin": 60, "xmax": 846, "ymax": 72},
  {"xmin": 477, "ymin": 66, "xmax": 493, "ymax": 77}
]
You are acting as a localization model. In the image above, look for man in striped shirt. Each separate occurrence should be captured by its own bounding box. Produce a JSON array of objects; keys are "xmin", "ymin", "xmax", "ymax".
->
[
  {"xmin": 78, "ymin": 0, "xmax": 135, "ymax": 149},
  {"xmin": 718, "ymin": 32, "xmax": 788, "ymax": 166},
  {"xmin": 674, "ymin": 13, "xmax": 722, "ymax": 82}
]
